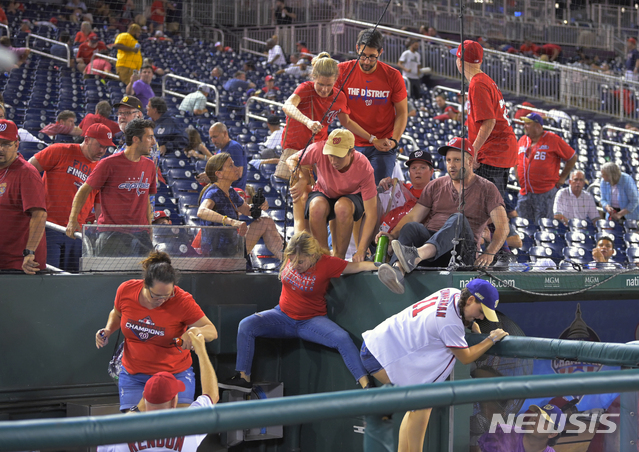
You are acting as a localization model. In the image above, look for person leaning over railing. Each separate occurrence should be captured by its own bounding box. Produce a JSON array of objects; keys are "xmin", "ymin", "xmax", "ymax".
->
[
  {"xmin": 218, "ymin": 231, "xmax": 376, "ymax": 394},
  {"xmin": 196, "ymin": 152, "xmax": 283, "ymax": 261},
  {"xmin": 95, "ymin": 251, "xmax": 217, "ymax": 412},
  {"xmin": 600, "ymin": 161, "xmax": 639, "ymax": 221}
]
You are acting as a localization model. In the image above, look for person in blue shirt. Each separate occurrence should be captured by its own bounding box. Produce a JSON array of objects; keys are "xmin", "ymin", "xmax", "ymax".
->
[
  {"xmin": 223, "ymin": 70, "xmax": 256, "ymax": 92},
  {"xmin": 208, "ymin": 122, "xmax": 248, "ymax": 190},
  {"xmin": 50, "ymin": 30, "xmax": 72, "ymax": 63},
  {"xmin": 600, "ymin": 161, "xmax": 639, "ymax": 221},
  {"xmin": 147, "ymin": 97, "xmax": 189, "ymax": 156},
  {"xmin": 125, "ymin": 65, "xmax": 155, "ymax": 111}
]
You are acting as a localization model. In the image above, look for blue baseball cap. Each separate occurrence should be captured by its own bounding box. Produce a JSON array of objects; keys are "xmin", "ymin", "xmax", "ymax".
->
[
  {"xmin": 530, "ymin": 403, "xmax": 567, "ymax": 432},
  {"xmin": 522, "ymin": 112, "xmax": 544, "ymax": 126},
  {"xmin": 465, "ymin": 279, "xmax": 499, "ymax": 322}
]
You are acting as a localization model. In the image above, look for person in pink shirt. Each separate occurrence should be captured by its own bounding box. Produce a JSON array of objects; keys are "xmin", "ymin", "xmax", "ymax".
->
[{"xmin": 287, "ymin": 129, "xmax": 377, "ymax": 261}]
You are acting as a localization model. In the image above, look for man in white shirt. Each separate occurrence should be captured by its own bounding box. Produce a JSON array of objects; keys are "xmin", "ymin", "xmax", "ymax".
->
[
  {"xmin": 98, "ymin": 330, "xmax": 219, "ymax": 452},
  {"xmin": 360, "ymin": 279, "xmax": 508, "ymax": 452},
  {"xmin": 553, "ymin": 170, "xmax": 601, "ymax": 225},
  {"xmin": 266, "ymin": 37, "xmax": 286, "ymax": 66},
  {"xmin": 398, "ymin": 38, "xmax": 422, "ymax": 99}
]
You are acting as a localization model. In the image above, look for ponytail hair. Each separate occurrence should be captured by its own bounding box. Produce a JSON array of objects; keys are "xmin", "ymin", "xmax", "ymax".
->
[
  {"xmin": 140, "ymin": 251, "xmax": 180, "ymax": 287},
  {"xmin": 198, "ymin": 152, "xmax": 231, "ymax": 204},
  {"xmin": 311, "ymin": 52, "xmax": 338, "ymax": 80}
]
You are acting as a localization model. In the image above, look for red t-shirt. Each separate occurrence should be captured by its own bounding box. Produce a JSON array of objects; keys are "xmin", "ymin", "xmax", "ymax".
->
[
  {"xmin": 85, "ymin": 152, "xmax": 157, "ymax": 225},
  {"xmin": 541, "ymin": 43, "xmax": 561, "ymax": 56},
  {"xmin": 514, "ymin": 101, "xmax": 534, "ymax": 120},
  {"xmin": 282, "ymin": 81, "xmax": 350, "ymax": 150},
  {"xmin": 0, "ymin": 8, "xmax": 7, "ymax": 23},
  {"xmin": 520, "ymin": 43, "xmax": 540, "ymax": 54},
  {"xmin": 279, "ymin": 255, "xmax": 348, "ymax": 320},
  {"xmin": 0, "ymin": 155, "xmax": 47, "ymax": 271},
  {"xmin": 517, "ymin": 132, "xmax": 575, "ymax": 195},
  {"xmin": 150, "ymin": 0, "xmax": 166, "ymax": 23},
  {"xmin": 115, "ymin": 280, "xmax": 205, "ymax": 375},
  {"xmin": 467, "ymin": 72, "xmax": 517, "ymax": 168},
  {"xmin": 34, "ymin": 143, "xmax": 99, "ymax": 226},
  {"xmin": 336, "ymin": 60, "xmax": 407, "ymax": 147},
  {"xmin": 76, "ymin": 41, "xmax": 107, "ymax": 64},
  {"xmin": 79, "ymin": 113, "xmax": 120, "ymax": 135},
  {"xmin": 74, "ymin": 30, "xmax": 90, "ymax": 45},
  {"xmin": 298, "ymin": 141, "xmax": 377, "ymax": 201}
]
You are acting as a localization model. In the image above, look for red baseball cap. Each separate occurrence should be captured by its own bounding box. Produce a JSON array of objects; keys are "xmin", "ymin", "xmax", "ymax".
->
[
  {"xmin": 265, "ymin": 75, "xmax": 274, "ymax": 81},
  {"xmin": 88, "ymin": 33, "xmax": 99, "ymax": 41},
  {"xmin": 83, "ymin": 123, "xmax": 115, "ymax": 147},
  {"xmin": 153, "ymin": 210, "xmax": 171, "ymax": 223},
  {"xmin": 450, "ymin": 40, "xmax": 483, "ymax": 64},
  {"xmin": 0, "ymin": 120, "xmax": 19, "ymax": 141},
  {"xmin": 629, "ymin": 37, "xmax": 637, "ymax": 44},
  {"xmin": 437, "ymin": 137, "xmax": 475, "ymax": 158},
  {"xmin": 143, "ymin": 372, "xmax": 186, "ymax": 404}
]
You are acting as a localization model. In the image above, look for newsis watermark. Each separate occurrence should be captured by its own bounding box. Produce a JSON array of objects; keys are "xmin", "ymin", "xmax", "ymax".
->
[{"xmin": 489, "ymin": 412, "xmax": 619, "ymax": 434}]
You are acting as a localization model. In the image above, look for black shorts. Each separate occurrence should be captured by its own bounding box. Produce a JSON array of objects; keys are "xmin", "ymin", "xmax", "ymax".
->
[{"xmin": 304, "ymin": 191, "xmax": 365, "ymax": 222}]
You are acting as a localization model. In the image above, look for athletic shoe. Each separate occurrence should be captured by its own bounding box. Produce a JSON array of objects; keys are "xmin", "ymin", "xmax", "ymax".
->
[
  {"xmin": 391, "ymin": 240, "xmax": 420, "ymax": 273},
  {"xmin": 218, "ymin": 373, "xmax": 252, "ymax": 393},
  {"xmin": 378, "ymin": 263, "xmax": 405, "ymax": 294}
]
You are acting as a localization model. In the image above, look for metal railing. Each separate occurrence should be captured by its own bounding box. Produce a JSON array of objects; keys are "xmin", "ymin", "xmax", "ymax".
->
[
  {"xmin": 245, "ymin": 96, "xmax": 284, "ymax": 124},
  {"xmin": 25, "ymin": 34, "xmax": 71, "ymax": 67},
  {"xmin": 240, "ymin": 36, "xmax": 267, "ymax": 58},
  {"xmin": 0, "ymin": 23, "xmax": 9, "ymax": 37},
  {"xmin": 161, "ymin": 73, "xmax": 220, "ymax": 117},
  {"xmin": 87, "ymin": 53, "xmax": 119, "ymax": 80},
  {"xmin": 329, "ymin": 19, "xmax": 639, "ymax": 122},
  {"xmin": 510, "ymin": 104, "xmax": 574, "ymax": 135},
  {"xmin": 598, "ymin": 125, "xmax": 639, "ymax": 149}
]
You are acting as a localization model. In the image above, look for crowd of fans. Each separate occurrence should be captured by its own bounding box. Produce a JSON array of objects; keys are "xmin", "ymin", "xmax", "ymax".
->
[{"xmin": 0, "ymin": 4, "xmax": 633, "ymax": 451}]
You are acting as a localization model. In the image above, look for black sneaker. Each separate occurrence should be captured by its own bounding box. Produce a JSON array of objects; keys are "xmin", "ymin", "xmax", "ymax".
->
[{"xmin": 218, "ymin": 373, "xmax": 252, "ymax": 393}]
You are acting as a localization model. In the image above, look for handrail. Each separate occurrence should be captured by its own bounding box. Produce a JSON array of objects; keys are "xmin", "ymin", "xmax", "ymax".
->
[
  {"xmin": 46, "ymin": 221, "xmax": 81, "ymax": 240},
  {"xmin": 2, "ymin": 368, "xmax": 639, "ymax": 451},
  {"xmin": 25, "ymin": 33, "xmax": 71, "ymax": 67},
  {"xmin": 511, "ymin": 104, "xmax": 573, "ymax": 133},
  {"xmin": 240, "ymin": 36, "xmax": 268, "ymax": 58},
  {"xmin": 597, "ymin": 124, "xmax": 639, "ymax": 149},
  {"xmin": 161, "ymin": 73, "xmax": 220, "ymax": 117},
  {"xmin": 400, "ymin": 134, "xmax": 418, "ymax": 150},
  {"xmin": 0, "ymin": 23, "xmax": 9, "ymax": 37},
  {"xmin": 87, "ymin": 52, "xmax": 119, "ymax": 80},
  {"xmin": 245, "ymin": 96, "xmax": 284, "ymax": 123}
]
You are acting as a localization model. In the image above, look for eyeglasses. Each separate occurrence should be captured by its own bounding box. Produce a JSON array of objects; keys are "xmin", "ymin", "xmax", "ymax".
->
[
  {"xmin": 0, "ymin": 141, "xmax": 16, "ymax": 150},
  {"xmin": 147, "ymin": 286, "xmax": 175, "ymax": 300},
  {"xmin": 117, "ymin": 111, "xmax": 138, "ymax": 117},
  {"xmin": 359, "ymin": 53, "xmax": 379, "ymax": 62}
]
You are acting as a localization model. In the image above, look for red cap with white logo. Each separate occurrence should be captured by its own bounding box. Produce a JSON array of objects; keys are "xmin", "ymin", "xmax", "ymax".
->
[
  {"xmin": 0, "ymin": 120, "xmax": 19, "ymax": 141},
  {"xmin": 83, "ymin": 123, "xmax": 115, "ymax": 147},
  {"xmin": 437, "ymin": 137, "xmax": 475, "ymax": 158}
]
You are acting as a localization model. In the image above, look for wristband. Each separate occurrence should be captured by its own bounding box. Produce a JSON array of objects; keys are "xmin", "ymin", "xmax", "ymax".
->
[
  {"xmin": 488, "ymin": 336, "xmax": 496, "ymax": 345},
  {"xmin": 389, "ymin": 138, "xmax": 398, "ymax": 149},
  {"xmin": 222, "ymin": 215, "xmax": 227, "ymax": 226},
  {"xmin": 369, "ymin": 135, "xmax": 376, "ymax": 144}
]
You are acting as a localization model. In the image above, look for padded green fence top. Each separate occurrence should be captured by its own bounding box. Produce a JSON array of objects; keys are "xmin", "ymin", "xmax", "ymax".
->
[{"xmin": 2, "ymin": 369, "xmax": 639, "ymax": 451}]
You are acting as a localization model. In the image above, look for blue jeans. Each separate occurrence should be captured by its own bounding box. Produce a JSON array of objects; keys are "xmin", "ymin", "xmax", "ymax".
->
[
  {"xmin": 236, "ymin": 305, "xmax": 367, "ymax": 382},
  {"xmin": 46, "ymin": 228, "xmax": 82, "ymax": 272},
  {"xmin": 359, "ymin": 340, "xmax": 383, "ymax": 375},
  {"xmin": 516, "ymin": 188, "xmax": 558, "ymax": 225},
  {"xmin": 391, "ymin": 213, "xmax": 476, "ymax": 267},
  {"xmin": 355, "ymin": 145, "xmax": 396, "ymax": 185},
  {"xmin": 118, "ymin": 367, "xmax": 196, "ymax": 411}
]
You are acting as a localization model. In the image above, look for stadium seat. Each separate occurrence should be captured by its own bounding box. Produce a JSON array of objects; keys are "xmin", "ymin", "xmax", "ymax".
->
[
  {"xmin": 537, "ymin": 218, "xmax": 567, "ymax": 235},
  {"xmin": 562, "ymin": 246, "xmax": 593, "ymax": 264},
  {"xmin": 565, "ymin": 231, "xmax": 595, "ymax": 249},
  {"xmin": 567, "ymin": 218, "xmax": 596, "ymax": 235},
  {"xmin": 166, "ymin": 168, "xmax": 196, "ymax": 181},
  {"xmin": 529, "ymin": 245, "xmax": 562, "ymax": 263}
]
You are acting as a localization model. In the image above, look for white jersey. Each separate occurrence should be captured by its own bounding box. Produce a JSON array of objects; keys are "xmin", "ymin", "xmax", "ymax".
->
[
  {"xmin": 97, "ymin": 395, "xmax": 214, "ymax": 452},
  {"xmin": 362, "ymin": 288, "xmax": 467, "ymax": 387},
  {"xmin": 399, "ymin": 49, "xmax": 421, "ymax": 80}
]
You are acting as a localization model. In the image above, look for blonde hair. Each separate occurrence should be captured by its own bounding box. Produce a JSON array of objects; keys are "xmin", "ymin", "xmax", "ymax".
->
[
  {"xmin": 278, "ymin": 231, "xmax": 330, "ymax": 279},
  {"xmin": 601, "ymin": 162, "xmax": 621, "ymax": 186},
  {"xmin": 311, "ymin": 52, "xmax": 338, "ymax": 80},
  {"xmin": 198, "ymin": 152, "xmax": 231, "ymax": 203}
]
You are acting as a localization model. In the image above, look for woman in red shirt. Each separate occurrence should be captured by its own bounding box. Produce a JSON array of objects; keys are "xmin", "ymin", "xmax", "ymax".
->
[
  {"xmin": 280, "ymin": 51, "xmax": 383, "ymax": 233},
  {"xmin": 95, "ymin": 251, "xmax": 217, "ymax": 411},
  {"xmin": 218, "ymin": 231, "xmax": 377, "ymax": 392}
]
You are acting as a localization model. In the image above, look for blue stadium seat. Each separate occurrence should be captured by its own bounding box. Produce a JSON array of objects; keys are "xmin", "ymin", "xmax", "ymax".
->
[
  {"xmin": 568, "ymin": 218, "xmax": 596, "ymax": 235},
  {"xmin": 563, "ymin": 246, "xmax": 593, "ymax": 264},
  {"xmin": 537, "ymin": 217, "xmax": 568, "ymax": 235},
  {"xmin": 565, "ymin": 231, "xmax": 595, "ymax": 249},
  {"xmin": 171, "ymin": 179, "xmax": 201, "ymax": 193},
  {"xmin": 166, "ymin": 168, "xmax": 196, "ymax": 181}
]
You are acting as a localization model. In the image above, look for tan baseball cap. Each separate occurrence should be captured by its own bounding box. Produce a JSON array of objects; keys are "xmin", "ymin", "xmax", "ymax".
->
[{"xmin": 322, "ymin": 129, "xmax": 354, "ymax": 158}]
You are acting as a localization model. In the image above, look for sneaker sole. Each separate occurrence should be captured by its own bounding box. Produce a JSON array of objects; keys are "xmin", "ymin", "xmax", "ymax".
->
[
  {"xmin": 392, "ymin": 241, "xmax": 415, "ymax": 274},
  {"xmin": 218, "ymin": 382, "xmax": 252, "ymax": 393},
  {"xmin": 378, "ymin": 264, "xmax": 405, "ymax": 295}
]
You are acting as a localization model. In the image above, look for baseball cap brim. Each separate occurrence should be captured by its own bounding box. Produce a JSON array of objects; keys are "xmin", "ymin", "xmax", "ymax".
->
[
  {"xmin": 449, "ymin": 48, "xmax": 458, "ymax": 56},
  {"xmin": 322, "ymin": 143, "xmax": 349, "ymax": 158},
  {"xmin": 481, "ymin": 304, "xmax": 499, "ymax": 322},
  {"xmin": 530, "ymin": 404, "xmax": 566, "ymax": 431},
  {"xmin": 95, "ymin": 135, "xmax": 115, "ymax": 147}
]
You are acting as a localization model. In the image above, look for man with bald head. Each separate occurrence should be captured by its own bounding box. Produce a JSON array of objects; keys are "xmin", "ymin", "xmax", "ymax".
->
[
  {"xmin": 209, "ymin": 122, "xmax": 247, "ymax": 190},
  {"xmin": 553, "ymin": 170, "xmax": 601, "ymax": 225}
]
